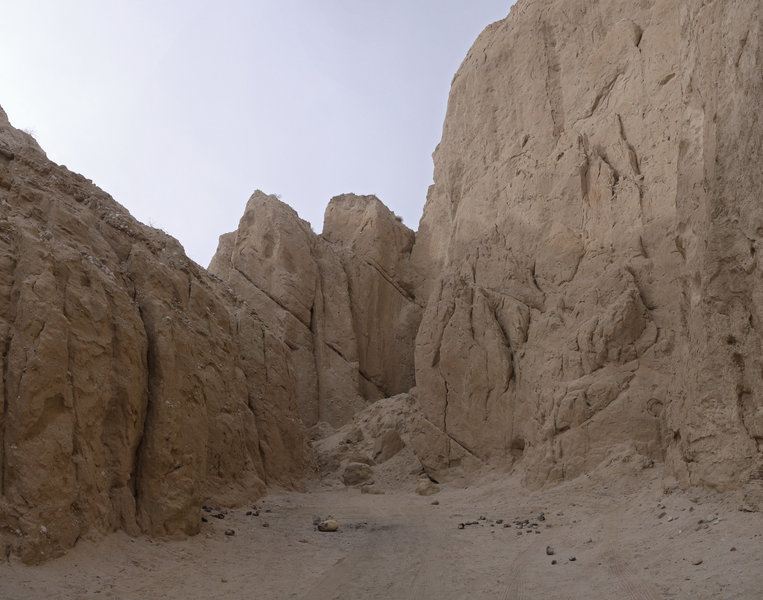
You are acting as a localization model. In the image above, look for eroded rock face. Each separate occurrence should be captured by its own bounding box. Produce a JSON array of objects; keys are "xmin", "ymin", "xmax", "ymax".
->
[
  {"xmin": 0, "ymin": 0, "xmax": 759, "ymax": 565},
  {"xmin": 411, "ymin": 0, "xmax": 762, "ymax": 490},
  {"xmin": 210, "ymin": 192, "xmax": 421, "ymax": 427},
  {"xmin": 310, "ymin": 393, "xmax": 425, "ymax": 491},
  {"xmin": 0, "ymin": 107, "xmax": 306, "ymax": 563}
]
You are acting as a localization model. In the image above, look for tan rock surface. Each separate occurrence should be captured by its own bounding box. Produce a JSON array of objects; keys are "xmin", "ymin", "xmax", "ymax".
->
[
  {"xmin": 373, "ymin": 428, "xmax": 405, "ymax": 464},
  {"xmin": 323, "ymin": 194, "xmax": 421, "ymax": 399},
  {"xmin": 210, "ymin": 192, "xmax": 421, "ymax": 427},
  {"xmin": 0, "ymin": 107, "xmax": 306, "ymax": 563},
  {"xmin": 0, "ymin": 0, "xmax": 760, "ymax": 571},
  {"xmin": 311, "ymin": 393, "xmax": 427, "ymax": 491},
  {"xmin": 411, "ymin": 0, "xmax": 762, "ymax": 490}
]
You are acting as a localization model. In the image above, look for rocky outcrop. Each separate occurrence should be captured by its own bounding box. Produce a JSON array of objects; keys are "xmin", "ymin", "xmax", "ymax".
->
[
  {"xmin": 410, "ymin": 0, "xmax": 762, "ymax": 490},
  {"xmin": 209, "ymin": 192, "xmax": 421, "ymax": 428},
  {"xmin": 0, "ymin": 0, "xmax": 759, "ymax": 566},
  {"xmin": 311, "ymin": 393, "xmax": 425, "ymax": 491},
  {"xmin": 0, "ymin": 107, "xmax": 306, "ymax": 563}
]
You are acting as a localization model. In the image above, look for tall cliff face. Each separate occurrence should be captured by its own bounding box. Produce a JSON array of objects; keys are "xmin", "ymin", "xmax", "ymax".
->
[
  {"xmin": 411, "ymin": 0, "xmax": 762, "ymax": 490},
  {"xmin": 0, "ymin": 107, "xmax": 306, "ymax": 563},
  {"xmin": 209, "ymin": 192, "xmax": 421, "ymax": 428},
  {"xmin": 0, "ymin": 0, "xmax": 759, "ymax": 566}
]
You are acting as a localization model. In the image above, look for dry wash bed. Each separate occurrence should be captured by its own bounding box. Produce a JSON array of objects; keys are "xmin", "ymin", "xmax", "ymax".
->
[{"xmin": 1, "ymin": 465, "xmax": 761, "ymax": 600}]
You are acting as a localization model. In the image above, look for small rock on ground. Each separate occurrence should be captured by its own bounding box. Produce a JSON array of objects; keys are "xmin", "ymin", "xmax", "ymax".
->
[{"xmin": 317, "ymin": 519, "xmax": 339, "ymax": 532}]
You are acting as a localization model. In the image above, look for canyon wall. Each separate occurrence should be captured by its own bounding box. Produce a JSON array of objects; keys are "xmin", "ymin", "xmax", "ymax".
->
[
  {"xmin": 0, "ymin": 109, "xmax": 306, "ymax": 563},
  {"xmin": 410, "ymin": 0, "xmax": 762, "ymax": 490},
  {"xmin": 209, "ymin": 191, "xmax": 421, "ymax": 428},
  {"xmin": 0, "ymin": 0, "xmax": 760, "ymax": 565}
]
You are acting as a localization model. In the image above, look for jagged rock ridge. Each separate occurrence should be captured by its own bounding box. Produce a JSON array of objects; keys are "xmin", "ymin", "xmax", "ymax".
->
[{"xmin": 209, "ymin": 191, "xmax": 421, "ymax": 428}]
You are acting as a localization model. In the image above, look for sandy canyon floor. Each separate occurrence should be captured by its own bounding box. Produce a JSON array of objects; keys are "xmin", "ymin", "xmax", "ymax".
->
[{"xmin": 1, "ymin": 462, "xmax": 761, "ymax": 600}]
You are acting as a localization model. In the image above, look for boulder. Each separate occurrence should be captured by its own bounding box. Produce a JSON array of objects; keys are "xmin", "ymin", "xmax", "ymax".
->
[
  {"xmin": 342, "ymin": 462, "xmax": 373, "ymax": 486},
  {"xmin": 373, "ymin": 429, "xmax": 405, "ymax": 463},
  {"xmin": 415, "ymin": 479, "xmax": 440, "ymax": 497}
]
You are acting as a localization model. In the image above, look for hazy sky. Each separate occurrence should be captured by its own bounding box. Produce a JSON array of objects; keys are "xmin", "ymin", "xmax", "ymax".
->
[{"xmin": 0, "ymin": 1, "xmax": 515, "ymax": 266}]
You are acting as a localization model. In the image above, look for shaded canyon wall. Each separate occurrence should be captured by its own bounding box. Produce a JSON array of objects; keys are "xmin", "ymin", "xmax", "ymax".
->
[{"xmin": 0, "ymin": 109, "xmax": 306, "ymax": 563}]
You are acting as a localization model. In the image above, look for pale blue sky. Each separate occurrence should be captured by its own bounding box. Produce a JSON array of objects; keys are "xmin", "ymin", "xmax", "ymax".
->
[{"xmin": 0, "ymin": 1, "xmax": 515, "ymax": 266}]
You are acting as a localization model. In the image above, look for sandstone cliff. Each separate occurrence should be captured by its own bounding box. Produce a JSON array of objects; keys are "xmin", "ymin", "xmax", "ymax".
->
[
  {"xmin": 0, "ymin": 107, "xmax": 306, "ymax": 563},
  {"xmin": 0, "ymin": 0, "xmax": 760, "ymax": 567},
  {"xmin": 209, "ymin": 191, "xmax": 421, "ymax": 428},
  {"xmin": 410, "ymin": 0, "xmax": 762, "ymax": 491}
]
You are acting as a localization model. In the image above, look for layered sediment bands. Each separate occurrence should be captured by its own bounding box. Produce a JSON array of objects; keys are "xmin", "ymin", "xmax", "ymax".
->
[
  {"xmin": 411, "ymin": 0, "xmax": 762, "ymax": 490},
  {"xmin": 209, "ymin": 192, "xmax": 421, "ymax": 428},
  {"xmin": 0, "ymin": 107, "xmax": 305, "ymax": 563}
]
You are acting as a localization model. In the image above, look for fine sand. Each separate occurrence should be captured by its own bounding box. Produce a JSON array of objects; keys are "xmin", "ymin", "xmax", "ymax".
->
[{"xmin": 2, "ymin": 461, "xmax": 761, "ymax": 599}]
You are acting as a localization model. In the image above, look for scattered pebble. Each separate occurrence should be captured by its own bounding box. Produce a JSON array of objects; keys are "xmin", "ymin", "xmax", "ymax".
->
[
  {"xmin": 551, "ymin": 559, "xmax": 557, "ymax": 565},
  {"xmin": 569, "ymin": 556, "xmax": 576, "ymax": 562},
  {"xmin": 730, "ymin": 547, "xmax": 737, "ymax": 552},
  {"xmin": 224, "ymin": 529, "xmax": 235, "ymax": 536},
  {"xmin": 458, "ymin": 523, "xmax": 465, "ymax": 530},
  {"xmin": 317, "ymin": 518, "xmax": 339, "ymax": 532},
  {"xmin": 431, "ymin": 500, "xmax": 440, "ymax": 506},
  {"xmin": 262, "ymin": 523, "xmax": 269, "ymax": 528},
  {"xmin": 546, "ymin": 546, "xmax": 555, "ymax": 556},
  {"xmin": 691, "ymin": 559, "xmax": 703, "ymax": 566}
]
